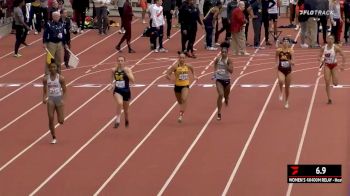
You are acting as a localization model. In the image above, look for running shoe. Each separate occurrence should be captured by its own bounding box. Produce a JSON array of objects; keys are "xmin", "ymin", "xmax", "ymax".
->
[
  {"xmin": 13, "ymin": 53, "xmax": 22, "ymax": 58},
  {"xmin": 327, "ymin": 99, "xmax": 332, "ymax": 104},
  {"xmin": 50, "ymin": 138, "xmax": 57, "ymax": 144},
  {"xmin": 114, "ymin": 122, "xmax": 120, "ymax": 128},
  {"xmin": 224, "ymin": 98, "xmax": 229, "ymax": 106},
  {"xmin": 284, "ymin": 101, "xmax": 289, "ymax": 109},
  {"xmin": 158, "ymin": 48, "xmax": 168, "ymax": 53},
  {"xmin": 279, "ymin": 94, "xmax": 283, "ymax": 101},
  {"xmin": 125, "ymin": 120, "xmax": 129, "ymax": 128},
  {"xmin": 206, "ymin": 47, "xmax": 218, "ymax": 51},
  {"xmin": 177, "ymin": 115, "xmax": 183, "ymax": 123},
  {"xmin": 217, "ymin": 113, "xmax": 221, "ymax": 121}
]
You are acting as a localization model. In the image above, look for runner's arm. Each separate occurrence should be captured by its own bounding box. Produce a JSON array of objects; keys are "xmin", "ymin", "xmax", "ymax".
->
[
  {"xmin": 42, "ymin": 77, "xmax": 48, "ymax": 104},
  {"xmin": 59, "ymin": 75, "xmax": 67, "ymax": 101},
  {"xmin": 125, "ymin": 67, "xmax": 135, "ymax": 83},
  {"xmin": 165, "ymin": 65, "xmax": 176, "ymax": 80}
]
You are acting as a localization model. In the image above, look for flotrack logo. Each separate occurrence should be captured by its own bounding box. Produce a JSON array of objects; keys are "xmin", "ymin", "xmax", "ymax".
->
[{"xmin": 299, "ymin": 10, "xmax": 333, "ymax": 16}]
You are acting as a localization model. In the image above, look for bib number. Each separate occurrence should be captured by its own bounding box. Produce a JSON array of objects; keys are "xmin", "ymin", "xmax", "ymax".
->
[
  {"xmin": 115, "ymin": 81, "xmax": 125, "ymax": 88},
  {"xmin": 216, "ymin": 69, "xmax": 226, "ymax": 75},
  {"xmin": 281, "ymin": 61, "xmax": 290, "ymax": 68},
  {"xmin": 49, "ymin": 88, "xmax": 60, "ymax": 95},
  {"xmin": 179, "ymin": 73, "xmax": 188, "ymax": 80}
]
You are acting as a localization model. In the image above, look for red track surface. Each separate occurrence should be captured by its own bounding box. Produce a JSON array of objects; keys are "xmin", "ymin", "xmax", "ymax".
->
[{"xmin": 0, "ymin": 17, "xmax": 348, "ymax": 196}]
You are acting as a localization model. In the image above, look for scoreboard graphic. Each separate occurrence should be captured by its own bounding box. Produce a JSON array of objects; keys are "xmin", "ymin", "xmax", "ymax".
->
[{"xmin": 287, "ymin": 165, "xmax": 342, "ymax": 183}]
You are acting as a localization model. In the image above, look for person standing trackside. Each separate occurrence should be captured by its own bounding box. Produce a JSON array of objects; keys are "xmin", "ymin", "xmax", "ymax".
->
[
  {"xmin": 13, "ymin": 0, "xmax": 30, "ymax": 57},
  {"xmin": 178, "ymin": 0, "xmax": 203, "ymax": 58},
  {"xmin": 115, "ymin": 0, "xmax": 135, "ymax": 53},
  {"xmin": 60, "ymin": 8, "xmax": 72, "ymax": 68},
  {"xmin": 43, "ymin": 11, "xmax": 67, "ymax": 74},
  {"xmin": 93, "ymin": 0, "xmax": 110, "ymax": 35},
  {"xmin": 250, "ymin": 0, "xmax": 263, "ymax": 48},
  {"xmin": 72, "ymin": 0, "xmax": 89, "ymax": 33},
  {"xmin": 116, "ymin": 0, "xmax": 126, "ymax": 33},
  {"xmin": 42, "ymin": 63, "xmax": 67, "ymax": 144},
  {"xmin": 230, "ymin": 1, "xmax": 249, "ymax": 55},
  {"xmin": 150, "ymin": 0, "xmax": 168, "ymax": 52},
  {"xmin": 162, "ymin": 0, "xmax": 176, "ymax": 39}
]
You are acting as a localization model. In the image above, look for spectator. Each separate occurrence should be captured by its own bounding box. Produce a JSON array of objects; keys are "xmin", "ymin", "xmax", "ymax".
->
[
  {"xmin": 115, "ymin": 0, "xmax": 135, "ymax": 53},
  {"xmin": 162, "ymin": 0, "xmax": 175, "ymax": 39},
  {"xmin": 93, "ymin": 0, "xmax": 110, "ymax": 35},
  {"xmin": 230, "ymin": 1, "xmax": 249, "ymax": 55},
  {"xmin": 60, "ymin": 8, "xmax": 72, "ymax": 68},
  {"xmin": 203, "ymin": 1, "xmax": 222, "ymax": 50},
  {"xmin": 43, "ymin": 11, "xmax": 67, "ymax": 73},
  {"xmin": 149, "ymin": 0, "xmax": 167, "ymax": 52},
  {"xmin": 13, "ymin": 0, "xmax": 30, "ymax": 57},
  {"xmin": 250, "ymin": 0, "xmax": 262, "ymax": 48},
  {"xmin": 72, "ymin": 0, "xmax": 89, "ymax": 33}
]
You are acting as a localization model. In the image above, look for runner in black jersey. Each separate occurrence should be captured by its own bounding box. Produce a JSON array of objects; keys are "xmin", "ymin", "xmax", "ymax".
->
[{"xmin": 108, "ymin": 56, "xmax": 135, "ymax": 128}]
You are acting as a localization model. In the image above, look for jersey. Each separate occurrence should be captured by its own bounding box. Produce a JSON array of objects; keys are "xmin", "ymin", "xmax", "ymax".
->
[
  {"xmin": 277, "ymin": 48, "xmax": 293, "ymax": 68},
  {"xmin": 114, "ymin": 69, "xmax": 130, "ymax": 90},
  {"xmin": 214, "ymin": 57, "xmax": 231, "ymax": 80},
  {"xmin": 175, "ymin": 64, "xmax": 190, "ymax": 86},
  {"xmin": 47, "ymin": 74, "xmax": 62, "ymax": 97},
  {"xmin": 323, "ymin": 45, "xmax": 337, "ymax": 64}
]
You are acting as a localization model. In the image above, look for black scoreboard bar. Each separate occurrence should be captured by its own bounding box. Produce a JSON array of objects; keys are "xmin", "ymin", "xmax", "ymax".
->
[{"xmin": 287, "ymin": 165, "xmax": 342, "ymax": 183}]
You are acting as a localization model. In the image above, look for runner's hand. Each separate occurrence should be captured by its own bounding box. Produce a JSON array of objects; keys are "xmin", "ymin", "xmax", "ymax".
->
[{"xmin": 42, "ymin": 99, "xmax": 47, "ymax": 104}]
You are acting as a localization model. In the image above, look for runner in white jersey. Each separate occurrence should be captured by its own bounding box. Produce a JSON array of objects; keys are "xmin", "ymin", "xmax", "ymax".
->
[
  {"xmin": 213, "ymin": 42, "xmax": 233, "ymax": 120},
  {"xmin": 319, "ymin": 35, "xmax": 346, "ymax": 104},
  {"xmin": 42, "ymin": 63, "xmax": 67, "ymax": 144}
]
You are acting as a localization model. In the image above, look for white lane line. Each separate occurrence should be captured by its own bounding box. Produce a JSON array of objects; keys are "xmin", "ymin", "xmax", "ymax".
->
[
  {"xmin": 222, "ymin": 31, "xmax": 301, "ymax": 196},
  {"xmin": 285, "ymin": 75, "xmax": 322, "ymax": 196},
  {"xmin": 0, "ymin": 24, "xmax": 138, "ymax": 102},
  {"xmin": 29, "ymin": 74, "xmax": 165, "ymax": 196}
]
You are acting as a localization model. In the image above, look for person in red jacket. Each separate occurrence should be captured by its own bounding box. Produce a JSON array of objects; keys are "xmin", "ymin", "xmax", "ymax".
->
[
  {"xmin": 115, "ymin": 0, "xmax": 135, "ymax": 53},
  {"xmin": 230, "ymin": 1, "xmax": 249, "ymax": 55}
]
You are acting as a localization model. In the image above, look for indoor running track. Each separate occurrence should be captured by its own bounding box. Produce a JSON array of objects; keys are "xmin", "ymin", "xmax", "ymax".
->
[{"xmin": 0, "ymin": 17, "xmax": 348, "ymax": 196}]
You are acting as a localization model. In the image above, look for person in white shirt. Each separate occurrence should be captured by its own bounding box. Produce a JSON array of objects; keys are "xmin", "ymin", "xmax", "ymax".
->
[{"xmin": 149, "ymin": 0, "xmax": 168, "ymax": 52}]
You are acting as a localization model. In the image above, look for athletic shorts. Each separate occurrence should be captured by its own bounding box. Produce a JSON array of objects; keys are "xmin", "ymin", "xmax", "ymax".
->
[
  {"xmin": 325, "ymin": 63, "xmax": 337, "ymax": 70},
  {"xmin": 48, "ymin": 96, "xmax": 63, "ymax": 106},
  {"xmin": 174, "ymin": 85, "xmax": 189, "ymax": 93},
  {"xmin": 269, "ymin": 14, "xmax": 278, "ymax": 22},
  {"xmin": 114, "ymin": 88, "xmax": 131, "ymax": 101},
  {"xmin": 278, "ymin": 67, "xmax": 292, "ymax": 77},
  {"xmin": 216, "ymin": 79, "xmax": 231, "ymax": 89}
]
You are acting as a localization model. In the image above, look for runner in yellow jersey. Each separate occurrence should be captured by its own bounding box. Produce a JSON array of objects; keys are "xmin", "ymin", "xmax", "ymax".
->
[{"xmin": 166, "ymin": 52, "xmax": 198, "ymax": 123}]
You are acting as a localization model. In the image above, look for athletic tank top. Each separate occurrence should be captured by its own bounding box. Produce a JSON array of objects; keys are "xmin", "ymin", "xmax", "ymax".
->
[
  {"xmin": 175, "ymin": 64, "xmax": 190, "ymax": 86},
  {"xmin": 278, "ymin": 48, "xmax": 292, "ymax": 68},
  {"xmin": 215, "ymin": 57, "xmax": 231, "ymax": 80},
  {"xmin": 47, "ymin": 74, "xmax": 62, "ymax": 97},
  {"xmin": 114, "ymin": 68, "xmax": 130, "ymax": 90},
  {"xmin": 268, "ymin": 0, "xmax": 278, "ymax": 14},
  {"xmin": 323, "ymin": 45, "xmax": 337, "ymax": 64}
]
